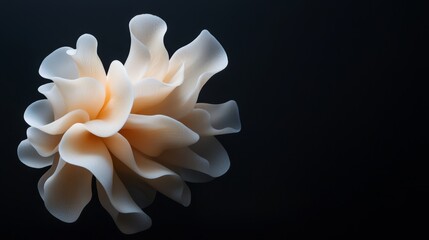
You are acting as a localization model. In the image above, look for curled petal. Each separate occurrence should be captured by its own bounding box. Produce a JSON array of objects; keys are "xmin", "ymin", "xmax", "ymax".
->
[
  {"xmin": 158, "ymin": 137, "xmax": 230, "ymax": 182},
  {"xmin": 24, "ymin": 100, "xmax": 54, "ymax": 128},
  {"xmin": 97, "ymin": 180, "xmax": 152, "ymax": 234},
  {"xmin": 142, "ymin": 30, "xmax": 228, "ymax": 118},
  {"xmin": 39, "ymin": 47, "xmax": 79, "ymax": 80},
  {"xmin": 125, "ymin": 14, "xmax": 169, "ymax": 81},
  {"xmin": 181, "ymin": 100, "xmax": 241, "ymax": 136},
  {"xmin": 59, "ymin": 124, "xmax": 143, "ymax": 218},
  {"xmin": 38, "ymin": 156, "xmax": 59, "ymax": 200},
  {"xmin": 104, "ymin": 133, "xmax": 190, "ymax": 206},
  {"xmin": 17, "ymin": 139, "xmax": 54, "ymax": 168},
  {"xmin": 26, "ymin": 127, "xmax": 61, "ymax": 157},
  {"xmin": 121, "ymin": 114, "xmax": 199, "ymax": 157},
  {"xmin": 38, "ymin": 83, "xmax": 66, "ymax": 120},
  {"xmin": 43, "ymin": 158, "xmax": 93, "ymax": 223},
  {"xmin": 131, "ymin": 64, "xmax": 184, "ymax": 112},
  {"xmin": 84, "ymin": 61, "xmax": 133, "ymax": 137}
]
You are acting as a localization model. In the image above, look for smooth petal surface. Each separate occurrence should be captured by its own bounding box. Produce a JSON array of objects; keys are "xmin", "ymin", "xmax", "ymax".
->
[
  {"xmin": 26, "ymin": 127, "xmax": 61, "ymax": 157},
  {"xmin": 181, "ymin": 100, "xmax": 241, "ymax": 136},
  {"xmin": 39, "ymin": 47, "xmax": 79, "ymax": 80},
  {"xmin": 125, "ymin": 14, "xmax": 169, "ymax": 81},
  {"xmin": 84, "ymin": 61, "xmax": 133, "ymax": 137},
  {"xmin": 97, "ymin": 180, "xmax": 152, "ymax": 234},
  {"xmin": 38, "ymin": 83, "xmax": 66, "ymax": 120},
  {"xmin": 17, "ymin": 139, "xmax": 54, "ymax": 168},
  {"xmin": 60, "ymin": 124, "xmax": 143, "ymax": 216},
  {"xmin": 141, "ymin": 30, "xmax": 228, "ymax": 118},
  {"xmin": 44, "ymin": 159, "xmax": 93, "ymax": 223},
  {"xmin": 38, "ymin": 156, "xmax": 59, "ymax": 200},
  {"xmin": 121, "ymin": 114, "xmax": 199, "ymax": 157},
  {"xmin": 104, "ymin": 133, "xmax": 190, "ymax": 206}
]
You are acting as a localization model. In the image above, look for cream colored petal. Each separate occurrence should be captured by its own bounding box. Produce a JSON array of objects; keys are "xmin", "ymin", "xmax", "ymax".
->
[
  {"xmin": 141, "ymin": 30, "xmax": 228, "ymax": 118},
  {"xmin": 38, "ymin": 155, "xmax": 59, "ymax": 200},
  {"xmin": 131, "ymin": 64, "xmax": 184, "ymax": 112},
  {"xmin": 38, "ymin": 83, "xmax": 66, "ymax": 120},
  {"xmin": 120, "ymin": 114, "xmax": 199, "ymax": 157},
  {"xmin": 96, "ymin": 180, "xmax": 152, "ymax": 234},
  {"xmin": 24, "ymin": 99, "xmax": 90, "ymax": 135},
  {"xmin": 26, "ymin": 127, "xmax": 61, "ymax": 157},
  {"xmin": 125, "ymin": 14, "xmax": 169, "ymax": 81},
  {"xmin": 17, "ymin": 139, "xmax": 54, "ymax": 168},
  {"xmin": 158, "ymin": 136, "xmax": 230, "ymax": 182},
  {"xmin": 59, "ymin": 124, "xmax": 142, "ymax": 216},
  {"xmin": 181, "ymin": 100, "xmax": 241, "ymax": 136},
  {"xmin": 84, "ymin": 61, "xmax": 133, "ymax": 138},
  {"xmin": 68, "ymin": 34, "xmax": 107, "ymax": 82},
  {"xmin": 51, "ymin": 77, "xmax": 105, "ymax": 119},
  {"xmin": 104, "ymin": 133, "xmax": 191, "ymax": 206},
  {"xmin": 43, "ymin": 158, "xmax": 93, "ymax": 223},
  {"xmin": 39, "ymin": 47, "xmax": 79, "ymax": 80}
]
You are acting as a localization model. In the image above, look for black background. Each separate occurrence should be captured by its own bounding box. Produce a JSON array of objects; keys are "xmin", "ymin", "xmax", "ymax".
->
[{"xmin": 1, "ymin": 0, "xmax": 428, "ymax": 238}]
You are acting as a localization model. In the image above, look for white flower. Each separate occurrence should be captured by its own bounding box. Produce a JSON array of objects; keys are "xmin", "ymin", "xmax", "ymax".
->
[{"xmin": 17, "ymin": 14, "xmax": 240, "ymax": 234}]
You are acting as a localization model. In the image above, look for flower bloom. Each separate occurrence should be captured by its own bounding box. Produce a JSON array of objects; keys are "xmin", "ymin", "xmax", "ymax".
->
[{"xmin": 17, "ymin": 14, "xmax": 240, "ymax": 234}]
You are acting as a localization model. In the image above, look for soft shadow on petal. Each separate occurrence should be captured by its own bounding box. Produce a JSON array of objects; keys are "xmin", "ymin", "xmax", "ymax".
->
[
  {"xmin": 17, "ymin": 139, "xmax": 54, "ymax": 168},
  {"xmin": 27, "ymin": 127, "xmax": 61, "ymax": 157},
  {"xmin": 181, "ymin": 100, "xmax": 241, "ymax": 136},
  {"xmin": 69, "ymin": 34, "xmax": 107, "ymax": 82},
  {"xmin": 38, "ymin": 83, "xmax": 66, "ymax": 120},
  {"xmin": 131, "ymin": 64, "xmax": 184, "ymax": 112},
  {"xmin": 158, "ymin": 136, "xmax": 230, "ymax": 182},
  {"xmin": 84, "ymin": 61, "xmax": 133, "ymax": 137},
  {"xmin": 44, "ymin": 158, "xmax": 92, "ymax": 223},
  {"xmin": 24, "ymin": 100, "xmax": 54, "ymax": 127},
  {"xmin": 39, "ymin": 47, "xmax": 79, "ymax": 80},
  {"xmin": 120, "ymin": 114, "xmax": 199, "ymax": 157},
  {"xmin": 141, "ymin": 30, "xmax": 228, "ymax": 118},
  {"xmin": 97, "ymin": 180, "xmax": 152, "ymax": 234},
  {"xmin": 104, "ymin": 133, "xmax": 191, "ymax": 206},
  {"xmin": 125, "ymin": 14, "xmax": 169, "ymax": 81},
  {"xmin": 60, "ymin": 124, "xmax": 143, "ymax": 220},
  {"xmin": 51, "ymin": 77, "xmax": 105, "ymax": 119},
  {"xmin": 38, "ymin": 155, "xmax": 59, "ymax": 200}
]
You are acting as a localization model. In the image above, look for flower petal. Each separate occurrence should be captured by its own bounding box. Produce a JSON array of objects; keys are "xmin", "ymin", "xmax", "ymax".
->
[
  {"xmin": 51, "ymin": 77, "xmax": 105, "ymax": 119},
  {"xmin": 104, "ymin": 133, "xmax": 191, "ymax": 206},
  {"xmin": 38, "ymin": 156, "xmax": 59, "ymax": 200},
  {"xmin": 125, "ymin": 14, "xmax": 169, "ymax": 81},
  {"xmin": 181, "ymin": 100, "xmax": 241, "ymax": 136},
  {"xmin": 120, "ymin": 114, "xmax": 199, "ymax": 157},
  {"xmin": 39, "ymin": 47, "xmax": 79, "ymax": 80},
  {"xmin": 26, "ymin": 127, "xmax": 61, "ymax": 157},
  {"xmin": 131, "ymin": 64, "xmax": 184, "ymax": 112},
  {"xmin": 96, "ymin": 180, "xmax": 152, "ymax": 234},
  {"xmin": 17, "ymin": 139, "xmax": 54, "ymax": 168},
  {"xmin": 43, "ymin": 158, "xmax": 92, "ymax": 223},
  {"xmin": 141, "ymin": 30, "xmax": 228, "ymax": 118},
  {"xmin": 24, "ymin": 99, "xmax": 90, "ymax": 135},
  {"xmin": 158, "ymin": 136, "xmax": 230, "ymax": 182},
  {"xmin": 68, "ymin": 34, "xmax": 107, "ymax": 82},
  {"xmin": 38, "ymin": 83, "xmax": 66, "ymax": 120},
  {"xmin": 84, "ymin": 61, "xmax": 133, "ymax": 137},
  {"xmin": 59, "ymin": 124, "xmax": 143, "ymax": 216}
]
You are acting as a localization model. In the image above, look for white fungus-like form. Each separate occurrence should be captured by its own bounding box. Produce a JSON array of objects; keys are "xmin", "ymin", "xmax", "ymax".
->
[{"xmin": 17, "ymin": 14, "xmax": 240, "ymax": 234}]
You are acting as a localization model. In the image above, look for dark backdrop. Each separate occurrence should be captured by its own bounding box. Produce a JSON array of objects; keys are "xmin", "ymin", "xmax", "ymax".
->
[{"xmin": 1, "ymin": 0, "xmax": 428, "ymax": 238}]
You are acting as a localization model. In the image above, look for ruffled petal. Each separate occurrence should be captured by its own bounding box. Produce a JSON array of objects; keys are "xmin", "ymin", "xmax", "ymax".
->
[
  {"xmin": 59, "ymin": 124, "xmax": 143, "ymax": 219},
  {"xmin": 120, "ymin": 114, "xmax": 199, "ymax": 157},
  {"xmin": 104, "ymin": 133, "xmax": 190, "ymax": 206},
  {"xmin": 96, "ymin": 180, "xmax": 152, "ymax": 234},
  {"xmin": 84, "ymin": 61, "xmax": 133, "ymax": 137},
  {"xmin": 131, "ymin": 64, "xmax": 184, "ymax": 112},
  {"xmin": 125, "ymin": 14, "xmax": 169, "ymax": 81},
  {"xmin": 158, "ymin": 136, "xmax": 230, "ymax": 182},
  {"xmin": 24, "ymin": 99, "xmax": 90, "ymax": 135},
  {"xmin": 17, "ymin": 139, "xmax": 54, "ymax": 168},
  {"xmin": 50, "ymin": 77, "xmax": 105, "ymax": 119},
  {"xmin": 38, "ymin": 156, "xmax": 59, "ymax": 200},
  {"xmin": 26, "ymin": 127, "xmax": 61, "ymax": 157},
  {"xmin": 141, "ymin": 30, "xmax": 228, "ymax": 118},
  {"xmin": 43, "ymin": 158, "xmax": 92, "ymax": 223},
  {"xmin": 38, "ymin": 83, "xmax": 66, "ymax": 120},
  {"xmin": 181, "ymin": 100, "xmax": 241, "ymax": 136},
  {"xmin": 39, "ymin": 34, "xmax": 106, "ymax": 82}
]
